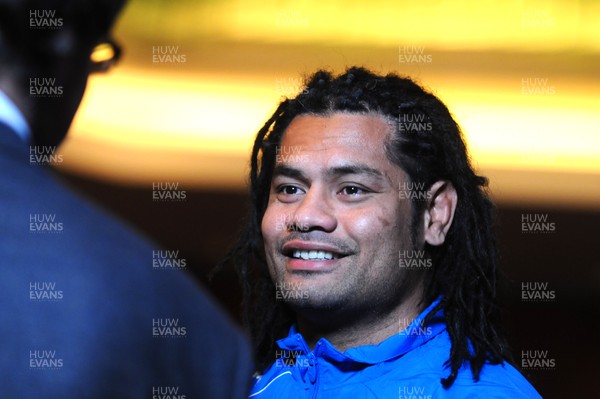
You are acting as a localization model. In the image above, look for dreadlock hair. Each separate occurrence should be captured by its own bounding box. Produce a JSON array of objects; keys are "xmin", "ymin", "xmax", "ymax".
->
[{"xmin": 224, "ymin": 66, "xmax": 513, "ymax": 389}]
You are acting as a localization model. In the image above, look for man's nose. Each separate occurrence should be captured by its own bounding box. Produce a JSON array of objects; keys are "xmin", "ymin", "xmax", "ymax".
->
[{"xmin": 290, "ymin": 186, "xmax": 337, "ymax": 233}]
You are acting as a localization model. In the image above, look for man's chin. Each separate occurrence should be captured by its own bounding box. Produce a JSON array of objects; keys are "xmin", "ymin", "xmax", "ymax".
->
[{"xmin": 281, "ymin": 291, "xmax": 344, "ymax": 312}]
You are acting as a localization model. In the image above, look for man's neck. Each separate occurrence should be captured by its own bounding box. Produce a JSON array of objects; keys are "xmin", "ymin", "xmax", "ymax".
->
[{"xmin": 296, "ymin": 285, "xmax": 426, "ymax": 353}]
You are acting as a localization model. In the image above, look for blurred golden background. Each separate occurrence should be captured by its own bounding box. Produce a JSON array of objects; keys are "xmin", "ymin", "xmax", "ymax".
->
[
  {"xmin": 61, "ymin": 0, "xmax": 599, "ymax": 209},
  {"xmin": 54, "ymin": 1, "xmax": 598, "ymax": 398}
]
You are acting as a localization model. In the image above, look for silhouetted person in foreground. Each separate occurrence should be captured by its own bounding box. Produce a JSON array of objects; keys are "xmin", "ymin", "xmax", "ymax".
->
[{"xmin": 0, "ymin": 1, "xmax": 252, "ymax": 397}]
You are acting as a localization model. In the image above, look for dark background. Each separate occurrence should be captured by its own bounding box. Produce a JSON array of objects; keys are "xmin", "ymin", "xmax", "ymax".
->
[{"xmin": 58, "ymin": 168, "xmax": 599, "ymax": 398}]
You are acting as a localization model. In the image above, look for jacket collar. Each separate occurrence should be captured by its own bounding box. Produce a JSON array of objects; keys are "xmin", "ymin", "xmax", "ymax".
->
[{"xmin": 277, "ymin": 297, "xmax": 445, "ymax": 365}]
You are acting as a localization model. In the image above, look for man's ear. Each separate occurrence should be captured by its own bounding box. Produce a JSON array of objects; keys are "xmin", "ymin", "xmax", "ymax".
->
[{"xmin": 423, "ymin": 181, "xmax": 457, "ymax": 246}]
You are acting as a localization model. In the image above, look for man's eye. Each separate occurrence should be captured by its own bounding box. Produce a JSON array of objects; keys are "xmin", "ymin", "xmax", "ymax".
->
[
  {"xmin": 277, "ymin": 185, "xmax": 302, "ymax": 195},
  {"xmin": 340, "ymin": 186, "xmax": 366, "ymax": 196}
]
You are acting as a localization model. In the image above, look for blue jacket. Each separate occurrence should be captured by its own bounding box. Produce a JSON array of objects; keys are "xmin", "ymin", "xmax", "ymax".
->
[{"xmin": 249, "ymin": 299, "xmax": 541, "ymax": 398}]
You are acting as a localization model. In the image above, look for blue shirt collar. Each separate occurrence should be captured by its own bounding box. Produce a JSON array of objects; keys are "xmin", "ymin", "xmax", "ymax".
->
[
  {"xmin": 277, "ymin": 297, "xmax": 446, "ymax": 365},
  {"xmin": 0, "ymin": 90, "xmax": 32, "ymax": 144}
]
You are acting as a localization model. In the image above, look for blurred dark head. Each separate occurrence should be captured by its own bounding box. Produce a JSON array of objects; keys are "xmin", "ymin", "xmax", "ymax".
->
[{"xmin": 0, "ymin": 0, "xmax": 126, "ymax": 146}]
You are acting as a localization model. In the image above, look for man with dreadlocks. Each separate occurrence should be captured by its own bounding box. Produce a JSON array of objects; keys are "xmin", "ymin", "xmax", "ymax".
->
[{"xmin": 229, "ymin": 67, "xmax": 540, "ymax": 397}]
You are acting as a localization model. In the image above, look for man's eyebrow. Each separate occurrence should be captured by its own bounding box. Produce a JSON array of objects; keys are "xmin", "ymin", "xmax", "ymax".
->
[
  {"xmin": 272, "ymin": 163, "xmax": 386, "ymax": 182},
  {"xmin": 272, "ymin": 165, "xmax": 309, "ymax": 183},
  {"xmin": 326, "ymin": 164, "xmax": 385, "ymax": 179}
]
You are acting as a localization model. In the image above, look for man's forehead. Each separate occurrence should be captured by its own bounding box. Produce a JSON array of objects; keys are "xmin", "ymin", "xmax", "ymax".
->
[
  {"xmin": 280, "ymin": 112, "xmax": 394, "ymax": 150},
  {"xmin": 273, "ymin": 112, "xmax": 408, "ymax": 183}
]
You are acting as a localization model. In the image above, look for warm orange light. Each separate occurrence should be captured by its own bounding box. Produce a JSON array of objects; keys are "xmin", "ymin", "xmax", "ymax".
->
[
  {"xmin": 59, "ymin": 0, "xmax": 599, "ymax": 209},
  {"xmin": 90, "ymin": 43, "xmax": 116, "ymax": 64},
  {"xmin": 63, "ymin": 66, "xmax": 599, "ymax": 208},
  {"xmin": 122, "ymin": 0, "xmax": 600, "ymax": 52}
]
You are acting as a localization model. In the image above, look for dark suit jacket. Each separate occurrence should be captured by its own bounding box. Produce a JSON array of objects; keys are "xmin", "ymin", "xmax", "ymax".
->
[{"xmin": 0, "ymin": 123, "xmax": 253, "ymax": 398}]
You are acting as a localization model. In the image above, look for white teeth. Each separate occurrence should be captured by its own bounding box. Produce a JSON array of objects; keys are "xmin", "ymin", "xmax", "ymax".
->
[{"xmin": 292, "ymin": 250, "xmax": 336, "ymax": 260}]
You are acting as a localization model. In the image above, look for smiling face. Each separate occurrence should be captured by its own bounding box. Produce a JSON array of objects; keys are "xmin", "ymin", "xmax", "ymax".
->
[{"xmin": 261, "ymin": 112, "xmax": 424, "ymax": 326}]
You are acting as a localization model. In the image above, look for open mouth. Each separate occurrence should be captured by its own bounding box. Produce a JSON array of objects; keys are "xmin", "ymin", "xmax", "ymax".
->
[
  {"xmin": 281, "ymin": 240, "xmax": 350, "ymax": 264},
  {"xmin": 290, "ymin": 250, "xmax": 339, "ymax": 260}
]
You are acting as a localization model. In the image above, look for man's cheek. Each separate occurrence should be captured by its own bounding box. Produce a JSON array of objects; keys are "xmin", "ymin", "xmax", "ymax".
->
[
  {"xmin": 261, "ymin": 210, "xmax": 275, "ymax": 236},
  {"xmin": 347, "ymin": 213, "xmax": 380, "ymax": 237},
  {"xmin": 261, "ymin": 215, "xmax": 278, "ymax": 255}
]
